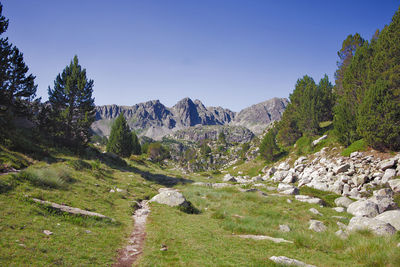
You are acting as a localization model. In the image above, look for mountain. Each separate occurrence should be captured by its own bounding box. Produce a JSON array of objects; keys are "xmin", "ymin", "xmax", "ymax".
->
[{"xmin": 92, "ymin": 97, "xmax": 288, "ymax": 140}]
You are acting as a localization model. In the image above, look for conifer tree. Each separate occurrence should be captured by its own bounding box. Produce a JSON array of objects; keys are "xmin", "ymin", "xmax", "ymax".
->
[
  {"xmin": 47, "ymin": 55, "xmax": 95, "ymax": 148},
  {"xmin": 131, "ymin": 131, "xmax": 141, "ymax": 155},
  {"xmin": 106, "ymin": 113, "xmax": 134, "ymax": 157},
  {"xmin": 260, "ymin": 126, "xmax": 279, "ymax": 162}
]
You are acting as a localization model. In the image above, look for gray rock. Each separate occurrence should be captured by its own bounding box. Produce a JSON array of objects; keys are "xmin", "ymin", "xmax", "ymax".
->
[
  {"xmin": 269, "ymin": 256, "xmax": 317, "ymax": 267},
  {"xmin": 237, "ymin": 234, "xmax": 293, "ymax": 243},
  {"xmin": 334, "ymin": 197, "xmax": 353, "ymax": 208},
  {"xmin": 309, "ymin": 220, "xmax": 327, "ymax": 232},
  {"xmin": 279, "ymin": 224, "xmax": 291, "ymax": 232},
  {"xmin": 309, "ymin": 208, "xmax": 322, "ymax": 216},
  {"xmin": 347, "ymin": 216, "xmax": 397, "ymax": 236},
  {"xmin": 388, "ymin": 179, "xmax": 400, "ymax": 193},
  {"xmin": 347, "ymin": 200, "xmax": 379, "ymax": 218},
  {"xmin": 375, "ymin": 210, "xmax": 400, "ymax": 230},
  {"xmin": 281, "ymin": 188, "xmax": 300, "ymax": 195},
  {"xmin": 334, "ymin": 163, "xmax": 351, "ymax": 174},
  {"xmin": 335, "ymin": 229, "xmax": 348, "ymax": 239},
  {"xmin": 378, "ymin": 159, "xmax": 396, "ymax": 171},
  {"xmin": 368, "ymin": 195, "xmax": 398, "ymax": 214},
  {"xmin": 211, "ymin": 183, "xmax": 233, "ymax": 189},
  {"xmin": 295, "ymin": 195, "xmax": 324, "ymax": 205},
  {"xmin": 43, "ymin": 230, "xmax": 53, "ymax": 236},
  {"xmin": 223, "ymin": 174, "xmax": 237, "ymax": 182},
  {"xmin": 312, "ymin": 135, "xmax": 327, "ymax": 146},
  {"xmin": 150, "ymin": 189, "xmax": 188, "ymax": 207},
  {"xmin": 272, "ymin": 171, "xmax": 289, "ymax": 182},
  {"xmin": 277, "ymin": 161, "xmax": 291, "ymax": 171},
  {"xmin": 337, "ymin": 221, "xmax": 347, "ymax": 229},
  {"xmin": 332, "ymin": 207, "xmax": 345, "ymax": 213},
  {"xmin": 381, "ymin": 169, "xmax": 396, "ymax": 183},
  {"xmin": 352, "ymin": 175, "xmax": 367, "ymax": 187}
]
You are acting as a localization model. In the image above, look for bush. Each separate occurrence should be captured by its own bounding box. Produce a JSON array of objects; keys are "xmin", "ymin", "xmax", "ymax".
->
[
  {"xmin": 341, "ymin": 139, "xmax": 368, "ymax": 157},
  {"xmin": 147, "ymin": 142, "xmax": 170, "ymax": 162}
]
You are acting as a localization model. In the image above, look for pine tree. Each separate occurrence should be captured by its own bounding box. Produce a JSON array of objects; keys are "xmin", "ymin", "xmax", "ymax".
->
[
  {"xmin": 259, "ymin": 126, "xmax": 279, "ymax": 162},
  {"xmin": 131, "ymin": 131, "xmax": 141, "ymax": 155},
  {"xmin": 47, "ymin": 55, "xmax": 95, "ymax": 148},
  {"xmin": 106, "ymin": 113, "xmax": 134, "ymax": 157},
  {"xmin": 317, "ymin": 75, "xmax": 334, "ymax": 122}
]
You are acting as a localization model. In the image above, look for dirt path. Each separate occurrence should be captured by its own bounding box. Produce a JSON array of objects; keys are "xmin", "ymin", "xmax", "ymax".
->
[{"xmin": 114, "ymin": 200, "xmax": 150, "ymax": 267}]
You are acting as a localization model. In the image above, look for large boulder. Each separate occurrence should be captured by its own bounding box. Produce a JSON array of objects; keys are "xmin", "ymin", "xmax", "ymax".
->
[
  {"xmin": 381, "ymin": 169, "xmax": 396, "ymax": 183},
  {"xmin": 334, "ymin": 163, "xmax": 351, "ymax": 175},
  {"xmin": 150, "ymin": 188, "xmax": 188, "ymax": 207},
  {"xmin": 388, "ymin": 179, "xmax": 400, "ymax": 193},
  {"xmin": 272, "ymin": 171, "xmax": 289, "ymax": 182},
  {"xmin": 347, "ymin": 200, "xmax": 379, "ymax": 218},
  {"xmin": 347, "ymin": 216, "xmax": 397, "ymax": 236},
  {"xmin": 334, "ymin": 196, "xmax": 353, "ymax": 208},
  {"xmin": 223, "ymin": 174, "xmax": 237, "ymax": 182},
  {"xmin": 368, "ymin": 195, "xmax": 398, "ymax": 214},
  {"xmin": 375, "ymin": 210, "xmax": 400, "ymax": 230},
  {"xmin": 309, "ymin": 220, "xmax": 327, "ymax": 232},
  {"xmin": 378, "ymin": 159, "xmax": 396, "ymax": 171}
]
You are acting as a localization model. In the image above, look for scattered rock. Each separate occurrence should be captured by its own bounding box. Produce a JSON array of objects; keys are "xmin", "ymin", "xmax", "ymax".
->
[
  {"xmin": 43, "ymin": 230, "xmax": 53, "ymax": 236},
  {"xmin": 269, "ymin": 256, "xmax": 317, "ymax": 267},
  {"xmin": 279, "ymin": 224, "xmax": 291, "ymax": 232},
  {"xmin": 374, "ymin": 210, "xmax": 400, "ymax": 230},
  {"xmin": 309, "ymin": 208, "xmax": 322, "ymax": 216},
  {"xmin": 85, "ymin": 230, "xmax": 92, "ymax": 234},
  {"xmin": 312, "ymin": 135, "xmax": 327, "ymax": 146},
  {"xmin": 347, "ymin": 200, "xmax": 379, "ymax": 218},
  {"xmin": 223, "ymin": 174, "xmax": 237, "ymax": 182},
  {"xmin": 212, "ymin": 183, "xmax": 233, "ymax": 189},
  {"xmin": 150, "ymin": 188, "xmax": 188, "ymax": 207},
  {"xmin": 332, "ymin": 207, "xmax": 345, "ymax": 213},
  {"xmin": 295, "ymin": 195, "xmax": 324, "ymax": 205},
  {"xmin": 381, "ymin": 169, "xmax": 396, "ymax": 183},
  {"xmin": 236, "ymin": 234, "xmax": 293, "ymax": 243},
  {"xmin": 337, "ymin": 221, "xmax": 347, "ymax": 229},
  {"xmin": 287, "ymin": 199, "xmax": 292, "ymax": 204},
  {"xmin": 379, "ymin": 159, "xmax": 396, "ymax": 171},
  {"xmin": 335, "ymin": 229, "xmax": 348, "ymax": 239},
  {"xmin": 334, "ymin": 163, "xmax": 351, "ymax": 174},
  {"xmin": 278, "ymin": 183, "xmax": 299, "ymax": 195},
  {"xmin": 347, "ymin": 216, "xmax": 396, "ymax": 236},
  {"xmin": 160, "ymin": 244, "xmax": 168, "ymax": 251},
  {"xmin": 309, "ymin": 220, "xmax": 327, "ymax": 232}
]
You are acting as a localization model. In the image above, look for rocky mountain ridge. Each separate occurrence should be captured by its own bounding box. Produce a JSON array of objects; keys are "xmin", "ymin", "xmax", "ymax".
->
[{"xmin": 92, "ymin": 97, "xmax": 288, "ymax": 140}]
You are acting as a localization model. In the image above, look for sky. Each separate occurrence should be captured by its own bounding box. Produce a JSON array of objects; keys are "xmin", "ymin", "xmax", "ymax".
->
[{"xmin": 2, "ymin": 0, "xmax": 399, "ymax": 112}]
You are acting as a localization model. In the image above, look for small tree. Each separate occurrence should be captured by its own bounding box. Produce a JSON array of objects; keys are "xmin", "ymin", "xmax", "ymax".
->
[
  {"xmin": 131, "ymin": 131, "xmax": 141, "ymax": 155},
  {"xmin": 106, "ymin": 113, "xmax": 133, "ymax": 157},
  {"xmin": 260, "ymin": 127, "xmax": 279, "ymax": 162},
  {"xmin": 47, "ymin": 55, "xmax": 95, "ymax": 148}
]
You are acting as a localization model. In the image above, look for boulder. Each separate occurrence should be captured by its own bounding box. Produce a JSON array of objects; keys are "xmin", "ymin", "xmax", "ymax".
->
[
  {"xmin": 309, "ymin": 208, "xmax": 322, "ymax": 216},
  {"xmin": 332, "ymin": 207, "xmax": 345, "ymax": 213},
  {"xmin": 378, "ymin": 159, "xmax": 396, "ymax": 171},
  {"xmin": 277, "ymin": 183, "xmax": 299, "ymax": 195},
  {"xmin": 295, "ymin": 195, "xmax": 324, "ymax": 205},
  {"xmin": 381, "ymin": 169, "xmax": 396, "ymax": 183},
  {"xmin": 312, "ymin": 135, "xmax": 327, "ymax": 146},
  {"xmin": 335, "ymin": 229, "xmax": 348, "ymax": 239},
  {"xmin": 375, "ymin": 210, "xmax": 400, "ymax": 230},
  {"xmin": 334, "ymin": 163, "xmax": 351, "ymax": 174},
  {"xmin": 212, "ymin": 183, "xmax": 233, "ymax": 189},
  {"xmin": 279, "ymin": 224, "xmax": 291, "ymax": 232},
  {"xmin": 334, "ymin": 197, "xmax": 353, "ymax": 208},
  {"xmin": 223, "ymin": 174, "xmax": 237, "ymax": 182},
  {"xmin": 277, "ymin": 162, "xmax": 291, "ymax": 171},
  {"xmin": 347, "ymin": 200, "xmax": 379, "ymax": 218},
  {"xmin": 309, "ymin": 220, "xmax": 327, "ymax": 232},
  {"xmin": 388, "ymin": 179, "xmax": 400, "ymax": 193},
  {"xmin": 269, "ymin": 256, "xmax": 316, "ymax": 267},
  {"xmin": 368, "ymin": 195, "xmax": 397, "ymax": 214},
  {"xmin": 150, "ymin": 189, "xmax": 188, "ymax": 207},
  {"xmin": 272, "ymin": 171, "xmax": 289, "ymax": 182},
  {"xmin": 347, "ymin": 216, "xmax": 397, "ymax": 236}
]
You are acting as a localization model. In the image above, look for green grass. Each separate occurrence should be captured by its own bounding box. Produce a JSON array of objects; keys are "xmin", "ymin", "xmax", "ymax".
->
[
  {"xmin": 341, "ymin": 139, "xmax": 368, "ymax": 157},
  {"xmin": 138, "ymin": 184, "xmax": 400, "ymax": 266},
  {"xmin": 299, "ymin": 186, "xmax": 341, "ymax": 207}
]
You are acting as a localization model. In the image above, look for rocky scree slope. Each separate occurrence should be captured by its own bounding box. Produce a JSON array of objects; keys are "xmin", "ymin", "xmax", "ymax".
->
[{"xmin": 92, "ymin": 97, "xmax": 288, "ymax": 140}]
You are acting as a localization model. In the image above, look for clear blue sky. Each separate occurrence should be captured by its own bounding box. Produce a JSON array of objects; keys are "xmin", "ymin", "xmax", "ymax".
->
[{"xmin": 2, "ymin": 1, "xmax": 399, "ymax": 111}]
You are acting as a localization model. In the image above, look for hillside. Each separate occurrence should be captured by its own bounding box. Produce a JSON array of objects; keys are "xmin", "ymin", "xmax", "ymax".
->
[{"xmin": 92, "ymin": 97, "xmax": 288, "ymax": 140}]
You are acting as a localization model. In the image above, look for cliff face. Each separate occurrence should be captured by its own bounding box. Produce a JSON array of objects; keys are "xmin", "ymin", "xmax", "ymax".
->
[{"xmin": 92, "ymin": 97, "xmax": 288, "ymax": 140}]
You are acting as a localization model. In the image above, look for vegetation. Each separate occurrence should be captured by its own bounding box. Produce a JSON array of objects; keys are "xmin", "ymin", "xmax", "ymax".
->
[
  {"xmin": 147, "ymin": 142, "xmax": 170, "ymax": 162},
  {"xmin": 107, "ymin": 114, "xmax": 134, "ymax": 157}
]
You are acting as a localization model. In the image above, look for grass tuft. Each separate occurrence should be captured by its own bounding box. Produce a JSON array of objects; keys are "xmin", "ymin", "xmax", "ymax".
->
[
  {"xmin": 341, "ymin": 139, "xmax": 368, "ymax": 157},
  {"xmin": 16, "ymin": 165, "xmax": 74, "ymax": 189}
]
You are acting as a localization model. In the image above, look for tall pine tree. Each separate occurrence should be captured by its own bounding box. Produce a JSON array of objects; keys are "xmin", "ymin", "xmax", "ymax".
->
[
  {"xmin": 47, "ymin": 55, "xmax": 95, "ymax": 148},
  {"xmin": 106, "ymin": 113, "xmax": 134, "ymax": 157}
]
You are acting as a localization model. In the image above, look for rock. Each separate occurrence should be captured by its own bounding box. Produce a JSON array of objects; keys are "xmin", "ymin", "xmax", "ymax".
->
[
  {"xmin": 375, "ymin": 210, "xmax": 400, "ymax": 230},
  {"xmin": 238, "ymin": 188, "xmax": 258, "ymax": 193},
  {"xmin": 223, "ymin": 174, "xmax": 237, "ymax": 182},
  {"xmin": 282, "ymin": 172, "xmax": 297, "ymax": 183},
  {"xmin": 277, "ymin": 162, "xmax": 291, "ymax": 171},
  {"xmin": 43, "ymin": 230, "xmax": 53, "ymax": 236},
  {"xmin": 287, "ymin": 199, "xmax": 292, "ymax": 204},
  {"xmin": 309, "ymin": 220, "xmax": 327, "ymax": 232},
  {"xmin": 211, "ymin": 183, "xmax": 233, "ymax": 189},
  {"xmin": 332, "ymin": 207, "xmax": 345, "ymax": 213},
  {"xmin": 278, "ymin": 184, "xmax": 299, "ymax": 195},
  {"xmin": 381, "ymin": 169, "xmax": 396, "ymax": 183},
  {"xmin": 236, "ymin": 234, "xmax": 293, "ymax": 243},
  {"xmin": 269, "ymin": 256, "xmax": 317, "ymax": 267},
  {"xmin": 312, "ymin": 135, "xmax": 328, "ymax": 146},
  {"xmin": 279, "ymin": 224, "xmax": 291, "ymax": 232},
  {"xmin": 295, "ymin": 156, "xmax": 307, "ymax": 166},
  {"xmin": 352, "ymin": 175, "xmax": 367, "ymax": 187},
  {"xmin": 295, "ymin": 195, "xmax": 324, "ymax": 205},
  {"xmin": 193, "ymin": 182, "xmax": 212, "ymax": 187},
  {"xmin": 388, "ymin": 179, "xmax": 400, "ymax": 193},
  {"xmin": 350, "ymin": 151, "xmax": 360, "ymax": 158},
  {"xmin": 368, "ymin": 195, "xmax": 397, "ymax": 214},
  {"xmin": 334, "ymin": 197, "xmax": 353, "ymax": 208},
  {"xmin": 337, "ymin": 221, "xmax": 347, "ymax": 229},
  {"xmin": 332, "ymin": 216, "xmax": 347, "ymax": 220},
  {"xmin": 335, "ymin": 229, "xmax": 348, "ymax": 239},
  {"xmin": 347, "ymin": 216, "xmax": 396, "ymax": 236},
  {"xmin": 309, "ymin": 208, "xmax": 322, "ymax": 216},
  {"xmin": 272, "ymin": 171, "xmax": 289, "ymax": 182},
  {"xmin": 334, "ymin": 163, "xmax": 351, "ymax": 174},
  {"xmin": 150, "ymin": 189, "xmax": 188, "ymax": 207},
  {"xmin": 85, "ymin": 230, "xmax": 92, "ymax": 234},
  {"xmin": 378, "ymin": 159, "xmax": 396, "ymax": 171},
  {"xmin": 347, "ymin": 200, "xmax": 379, "ymax": 218}
]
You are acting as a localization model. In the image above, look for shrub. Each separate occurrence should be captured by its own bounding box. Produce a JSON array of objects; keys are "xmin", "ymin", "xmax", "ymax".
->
[
  {"xmin": 341, "ymin": 139, "xmax": 368, "ymax": 157},
  {"xmin": 17, "ymin": 166, "xmax": 71, "ymax": 189}
]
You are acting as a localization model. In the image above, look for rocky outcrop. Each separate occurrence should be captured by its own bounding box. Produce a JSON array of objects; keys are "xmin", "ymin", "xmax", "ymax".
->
[
  {"xmin": 93, "ymin": 97, "xmax": 288, "ymax": 140},
  {"xmin": 347, "ymin": 216, "xmax": 397, "ymax": 236},
  {"xmin": 150, "ymin": 188, "xmax": 188, "ymax": 207}
]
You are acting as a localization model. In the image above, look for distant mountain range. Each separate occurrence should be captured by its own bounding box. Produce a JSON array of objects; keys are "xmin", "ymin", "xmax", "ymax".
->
[{"xmin": 92, "ymin": 97, "xmax": 288, "ymax": 140}]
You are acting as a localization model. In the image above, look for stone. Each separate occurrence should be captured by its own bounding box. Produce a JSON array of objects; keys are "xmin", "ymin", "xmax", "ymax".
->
[
  {"xmin": 287, "ymin": 199, "xmax": 292, "ymax": 204},
  {"xmin": 312, "ymin": 135, "xmax": 327, "ymax": 146},
  {"xmin": 282, "ymin": 172, "xmax": 297, "ymax": 183},
  {"xmin": 352, "ymin": 175, "xmax": 367, "ymax": 187},
  {"xmin": 295, "ymin": 195, "xmax": 324, "ymax": 205},
  {"xmin": 236, "ymin": 234, "xmax": 293, "ymax": 243},
  {"xmin": 269, "ymin": 256, "xmax": 317, "ymax": 267},
  {"xmin": 150, "ymin": 189, "xmax": 188, "ymax": 207},
  {"xmin": 334, "ymin": 197, "xmax": 353, "ymax": 208},
  {"xmin": 347, "ymin": 216, "xmax": 396, "ymax": 236},
  {"xmin": 378, "ymin": 159, "xmax": 396, "ymax": 171},
  {"xmin": 295, "ymin": 156, "xmax": 307, "ymax": 166},
  {"xmin": 337, "ymin": 221, "xmax": 347, "ymax": 229},
  {"xmin": 332, "ymin": 216, "xmax": 347, "ymax": 220},
  {"xmin": 335, "ymin": 229, "xmax": 348, "ymax": 239},
  {"xmin": 279, "ymin": 224, "xmax": 291, "ymax": 232},
  {"xmin": 223, "ymin": 174, "xmax": 237, "ymax": 182},
  {"xmin": 277, "ymin": 162, "xmax": 291, "ymax": 171},
  {"xmin": 211, "ymin": 183, "xmax": 233, "ymax": 189},
  {"xmin": 278, "ymin": 184, "xmax": 299, "ymax": 195},
  {"xmin": 350, "ymin": 151, "xmax": 360, "ymax": 158},
  {"xmin": 272, "ymin": 171, "xmax": 289, "ymax": 182},
  {"xmin": 309, "ymin": 208, "xmax": 322, "ymax": 216},
  {"xmin": 332, "ymin": 207, "xmax": 345, "ymax": 213},
  {"xmin": 334, "ymin": 163, "xmax": 351, "ymax": 174},
  {"xmin": 375, "ymin": 210, "xmax": 400, "ymax": 230},
  {"xmin": 43, "ymin": 230, "xmax": 53, "ymax": 236},
  {"xmin": 368, "ymin": 195, "xmax": 398, "ymax": 214},
  {"xmin": 388, "ymin": 179, "xmax": 400, "ymax": 193},
  {"xmin": 381, "ymin": 169, "xmax": 396, "ymax": 183},
  {"xmin": 309, "ymin": 220, "xmax": 327, "ymax": 232},
  {"xmin": 347, "ymin": 200, "xmax": 380, "ymax": 218}
]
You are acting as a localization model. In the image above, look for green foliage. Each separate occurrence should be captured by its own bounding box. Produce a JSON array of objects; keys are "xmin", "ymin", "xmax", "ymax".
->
[
  {"xmin": 259, "ymin": 127, "xmax": 279, "ymax": 162},
  {"xmin": 147, "ymin": 142, "xmax": 170, "ymax": 162},
  {"xmin": 106, "ymin": 113, "xmax": 133, "ymax": 157},
  {"xmin": 199, "ymin": 140, "xmax": 211, "ymax": 156},
  {"xmin": 341, "ymin": 139, "xmax": 368, "ymax": 157},
  {"xmin": 131, "ymin": 132, "xmax": 142, "ymax": 155},
  {"xmin": 90, "ymin": 134, "xmax": 108, "ymax": 146},
  {"xmin": 218, "ymin": 131, "xmax": 226, "ymax": 145},
  {"xmin": 17, "ymin": 165, "xmax": 73, "ymax": 189},
  {"xmin": 67, "ymin": 159, "xmax": 91, "ymax": 171},
  {"xmin": 47, "ymin": 55, "xmax": 95, "ymax": 149},
  {"xmin": 294, "ymin": 135, "xmax": 313, "ymax": 156}
]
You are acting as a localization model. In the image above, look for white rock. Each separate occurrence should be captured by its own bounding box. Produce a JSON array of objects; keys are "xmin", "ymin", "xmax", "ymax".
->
[
  {"xmin": 150, "ymin": 189, "xmax": 188, "ymax": 207},
  {"xmin": 335, "ymin": 229, "xmax": 348, "ymax": 239},
  {"xmin": 347, "ymin": 200, "xmax": 379, "ymax": 218},
  {"xmin": 309, "ymin": 208, "xmax": 322, "ymax": 216},
  {"xmin": 334, "ymin": 197, "xmax": 353, "ymax": 208},
  {"xmin": 269, "ymin": 256, "xmax": 317, "ymax": 267},
  {"xmin": 347, "ymin": 216, "xmax": 396, "ymax": 236},
  {"xmin": 337, "ymin": 221, "xmax": 347, "ymax": 229},
  {"xmin": 381, "ymin": 169, "xmax": 396, "ymax": 183},
  {"xmin": 279, "ymin": 224, "xmax": 291, "ymax": 232},
  {"xmin": 295, "ymin": 195, "xmax": 324, "ymax": 205},
  {"xmin": 388, "ymin": 179, "xmax": 400, "ymax": 193},
  {"xmin": 223, "ymin": 174, "xmax": 237, "ymax": 182},
  {"xmin": 378, "ymin": 159, "xmax": 396, "ymax": 171},
  {"xmin": 375, "ymin": 210, "xmax": 400, "ymax": 230},
  {"xmin": 332, "ymin": 207, "xmax": 345, "ymax": 213},
  {"xmin": 43, "ymin": 230, "xmax": 53, "ymax": 236},
  {"xmin": 334, "ymin": 163, "xmax": 351, "ymax": 174},
  {"xmin": 278, "ymin": 162, "xmax": 291, "ymax": 171},
  {"xmin": 309, "ymin": 220, "xmax": 327, "ymax": 232},
  {"xmin": 312, "ymin": 135, "xmax": 327, "ymax": 146}
]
